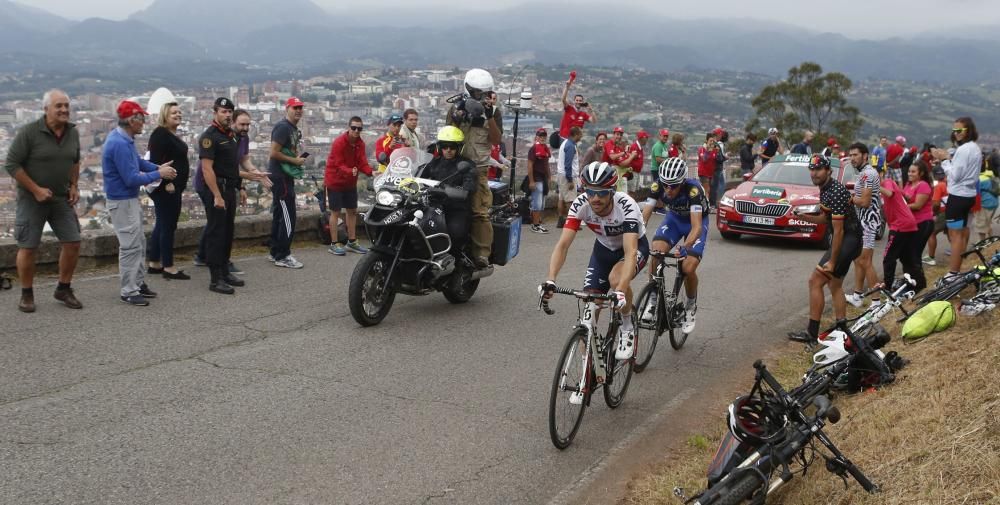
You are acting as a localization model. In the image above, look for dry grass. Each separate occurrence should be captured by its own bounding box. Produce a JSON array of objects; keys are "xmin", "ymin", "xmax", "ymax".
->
[{"xmin": 623, "ymin": 257, "xmax": 1000, "ymax": 505}]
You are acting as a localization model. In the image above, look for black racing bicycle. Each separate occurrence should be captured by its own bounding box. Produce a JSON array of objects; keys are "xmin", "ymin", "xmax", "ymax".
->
[
  {"xmin": 686, "ymin": 360, "xmax": 877, "ymax": 505},
  {"xmin": 902, "ymin": 236, "xmax": 1000, "ymax": 321},
  {"xmin": 540, "ymin": 285, "xmax": 635, "ymax": 450},
  {"xmin": 634, "ymin": 251, "xmax": 691, "ymax": 372}
]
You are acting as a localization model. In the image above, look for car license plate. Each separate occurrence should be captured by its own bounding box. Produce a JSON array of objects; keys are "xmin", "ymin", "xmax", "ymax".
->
[{"xmin": 744, "ymin": 216, "xmax": 775, "ymax": 225}]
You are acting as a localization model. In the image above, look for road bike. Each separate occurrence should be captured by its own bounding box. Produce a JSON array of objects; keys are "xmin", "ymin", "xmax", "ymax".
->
[
  {"xmin": 684, "ymin": 360, "xmax": 877, "ymax": 504},
  {"xmin": 634, "ymin": 251, "xmax": 691, "ymax": 372},
  {"xmin": 839, "ymin": 274, "xmax": 915, "ymax": 338},
  {"xmin": 902, "ymin": 236, "xmax": 1000, "ymax": 321},
  {"xmin": 540, "ymin": 286, "xmax": 635, "ymax": 450}
]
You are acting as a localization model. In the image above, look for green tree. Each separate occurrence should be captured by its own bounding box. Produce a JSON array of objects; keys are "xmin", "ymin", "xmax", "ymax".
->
[{"xmin": 747, "ymin": 62, "xmax": 863, "ymax": 148}]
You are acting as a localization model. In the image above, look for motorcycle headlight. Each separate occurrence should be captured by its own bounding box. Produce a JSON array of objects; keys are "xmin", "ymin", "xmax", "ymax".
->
[
  {"xmin": 719, "ymin": 195, "xmax": 735, "ymax": 207},
  {"xmin": 376, "ymin": 190, "xmax": 398, "ymax": 206},
  {"xmin": 794, "ymin": 204, "xmax": 820, "ymax": 214}
]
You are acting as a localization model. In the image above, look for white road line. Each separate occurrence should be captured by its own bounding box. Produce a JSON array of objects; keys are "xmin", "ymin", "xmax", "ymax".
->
[{"xmin": 546, "ymin": 387, "xmax": 696, "ymax": 505}]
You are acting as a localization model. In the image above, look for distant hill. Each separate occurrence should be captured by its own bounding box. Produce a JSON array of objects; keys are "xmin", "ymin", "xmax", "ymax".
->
[
  {"xmin": 129, "ymin": 0, "xmax": 333, "ymax": 47},
  {"xmin": 2, "ymin": 0, "xmax": 1000, "ymax": 84}
]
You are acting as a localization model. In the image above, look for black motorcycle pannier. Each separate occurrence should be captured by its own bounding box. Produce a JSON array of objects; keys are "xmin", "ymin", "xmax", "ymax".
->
[{"xmin": 490, "ymin": 214, "xmax": 521, "ymax": 266}]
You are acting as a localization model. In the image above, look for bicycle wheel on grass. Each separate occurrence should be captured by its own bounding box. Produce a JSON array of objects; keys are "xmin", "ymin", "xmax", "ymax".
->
[
  {"xmin": 603, "ymin": 319, "xmax": 634, "ymax": 409},
  {"xmin": 632, "ymin": 282, "xmax": 661, "ymax": 373},
  {"xmin": 548, "ymin": 328, "xmax": 589, "ymax": 450}
]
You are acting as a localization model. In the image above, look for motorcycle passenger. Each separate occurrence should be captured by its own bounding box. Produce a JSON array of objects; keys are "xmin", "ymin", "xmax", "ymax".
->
[
  {"xmin": 415, "ymin": 126, "xmax": 478, "ymax": 254},
  {"xmin": 541, "ymin": 162, "xmax": 649, "ymax": 362},
  {"xmin": 446, "ymin": 68, "xmax": 502, "ymax": 269},
  {"xmin": 640, "ymin": 157, "xmax": 708, "ymax": 333}
]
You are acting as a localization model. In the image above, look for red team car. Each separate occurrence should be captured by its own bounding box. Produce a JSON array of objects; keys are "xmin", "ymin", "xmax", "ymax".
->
[{"xmin": 716, "ymin": 154, "xmax": 861, "ymax": 248}]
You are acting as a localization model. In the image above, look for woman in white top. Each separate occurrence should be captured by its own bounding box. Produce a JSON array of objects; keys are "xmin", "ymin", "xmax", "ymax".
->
[{"xmin": 931, "ymin": 116, "xmax": 982, "ymax": 276}]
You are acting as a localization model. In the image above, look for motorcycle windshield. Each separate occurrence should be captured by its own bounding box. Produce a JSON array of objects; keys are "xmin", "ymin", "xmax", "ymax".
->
[{"xmin": 374, "ymin": 147, "xmax": 434, "ymax": 190}]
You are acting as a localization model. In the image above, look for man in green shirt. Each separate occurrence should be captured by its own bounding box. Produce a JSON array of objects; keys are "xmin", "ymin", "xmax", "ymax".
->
[
  {"xmin": 651, "ymin": 128, "xmax": 671, "ymax": 180},
  {"xmin": 3, "ymin": 89, "xmax": 83, "ymax": 313}
]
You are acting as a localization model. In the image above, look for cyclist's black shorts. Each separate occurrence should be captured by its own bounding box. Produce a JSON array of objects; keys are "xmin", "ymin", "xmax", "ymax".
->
[{"xmin": 818, "ymin": 229, "xmax": 862, "ymax": 279}]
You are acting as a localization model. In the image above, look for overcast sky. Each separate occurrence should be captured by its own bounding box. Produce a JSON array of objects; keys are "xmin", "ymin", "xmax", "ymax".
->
[{"xmin": 24, "ymin": 0, "xmax": 1000, "ymax": 39}]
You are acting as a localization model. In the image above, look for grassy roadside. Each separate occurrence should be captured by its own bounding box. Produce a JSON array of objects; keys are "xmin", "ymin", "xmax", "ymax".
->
[{"xmin": 622, "ymin": 257, "xmax": 1000, "ymax": 504}]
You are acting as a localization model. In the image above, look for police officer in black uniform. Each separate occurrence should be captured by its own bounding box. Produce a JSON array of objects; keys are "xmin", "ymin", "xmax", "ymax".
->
[{"xmin": 198, "ymin": 97, "xmax": 245, "ymax": 294}]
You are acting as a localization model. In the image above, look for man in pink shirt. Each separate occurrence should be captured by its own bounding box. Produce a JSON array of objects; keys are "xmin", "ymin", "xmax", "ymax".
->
[{"xmin": 881, "ymin": 177, "xmax": 925, "ymax": 292}]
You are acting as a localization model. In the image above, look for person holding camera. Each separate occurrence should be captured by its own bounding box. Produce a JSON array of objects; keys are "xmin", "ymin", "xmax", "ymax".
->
[
  {"xmin": 447, "ymin": 68, "xmax": 502, "ymax": 269},
  {"xmin": 559, "ymin": 79, "xmax": 595, "ymax": 140},
  {"xmin": 697, "ymin": 131, "xmax": 719, "ymax": 197}
]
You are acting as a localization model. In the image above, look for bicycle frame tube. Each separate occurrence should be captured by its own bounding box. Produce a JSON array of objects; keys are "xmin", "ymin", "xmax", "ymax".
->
[{"xmin": 581, "ymin": 301, "xmax": 605, "ymax": 384}]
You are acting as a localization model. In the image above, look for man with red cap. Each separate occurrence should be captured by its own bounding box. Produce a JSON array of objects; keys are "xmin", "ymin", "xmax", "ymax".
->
[
  {"xmin": 267, "ymin": 97, "xmax": 307, "ymax": 269},
  {"xmin": 625, "ymin": 130, "xmax": 649, "ymax": 197},
  {"xmin": 651, "ymin": 128, "xmax": 670, "ymax": 182},
  {"xmin": 821, "ymin": 137, "xmax": 838, "ymax": 157},
  {"xmin": 527, "ymin": 128, "xmax": 552, "ymax": 233},
  {"xmin": 603, "ymin": 126, "xmax": 628, "ymax": 192},
  {"xmin": 102, "ymin": 99, "xmax": 177, "ymax": 305},
  {"xmin": 886, "ymin": 135, "xmax": 907, "ymax": 185}
]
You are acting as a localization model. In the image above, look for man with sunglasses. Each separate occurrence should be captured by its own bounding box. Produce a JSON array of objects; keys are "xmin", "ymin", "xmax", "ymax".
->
[
  {"xmin": 640, "ymin": 157, "xmax": 707, "ymax": 332},
  {"xmin": 415, "ymin": 126, "xmax": 478, "ymax": 254},
  {"xmin": 325, "ymin": 116, "xmax": 373, "ymax": 256},
  {"xmin": 541, "ymin": 161, "xmax": 649, "ymax": 362},
  {"xmin": 787, "ymin": 155, "xmax": 862, "ymax": 343}
]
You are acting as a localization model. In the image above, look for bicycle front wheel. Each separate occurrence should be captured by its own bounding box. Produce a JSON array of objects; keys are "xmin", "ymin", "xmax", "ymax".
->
[
  {"xmin": 633, "ymin": 282, "xmax": 661, "ymax": 373},
  {"xmin": 668, "ymin": 302, "xmax": 689, "ymax": 350},
  {"xmin": 548, "ymin": 327, "xmax": 589, "ymax": 450},
  {"xmin": 603, "ymin": 318, "xmax": 634, "ymax": 409}
]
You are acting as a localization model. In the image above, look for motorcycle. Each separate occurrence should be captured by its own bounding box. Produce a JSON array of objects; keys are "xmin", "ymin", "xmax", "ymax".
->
[{"xmin": 348, "ymin": 148, "xmax": 521, "ymax": 326}]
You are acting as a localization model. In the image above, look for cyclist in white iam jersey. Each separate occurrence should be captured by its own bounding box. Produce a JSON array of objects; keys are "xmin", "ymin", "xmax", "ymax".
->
[{"xmin": 540, "ymin": 161, "xmax": 650, "ymax": 360}]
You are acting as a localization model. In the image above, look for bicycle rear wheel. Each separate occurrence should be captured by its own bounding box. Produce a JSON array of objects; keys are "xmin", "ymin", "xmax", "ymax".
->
[
  {"xmin": 548, "ymin": 328, "xmax": 589, "ymax": 449},
  {"xmin": 633, "ymin": 282, "xmax": 661, "ymax": 373},
  {"xmin": 603, "ymin": 318, "xmax": 634, "ymax": 409}
]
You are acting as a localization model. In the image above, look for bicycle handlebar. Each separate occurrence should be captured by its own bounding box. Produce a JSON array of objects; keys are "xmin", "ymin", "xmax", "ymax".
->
[
  {"xmin": 537, "ymin": 285, "xmax": 615, "ymax": 316},
  {"xmin": 648, "ymin": 250, "xmax": 686, "ymax": 260}
]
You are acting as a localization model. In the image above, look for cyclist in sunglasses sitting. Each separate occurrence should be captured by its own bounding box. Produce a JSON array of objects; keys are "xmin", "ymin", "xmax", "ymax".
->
[
  {"xmin": 640, "ymin": 157, "xmax": 708, "ymax": 333},
  {"xmin": 541, "ymin": 161, "xmax": 649, "ymax": 360},
  {"xmin": 415, "ymin": 126, "xmax": 478, "ymax": 253}
]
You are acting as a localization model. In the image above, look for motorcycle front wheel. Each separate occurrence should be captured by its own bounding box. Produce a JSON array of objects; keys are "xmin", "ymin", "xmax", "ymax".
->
[{"xmin": 349, "ymin": 253, "xmax": 397, "ymax": 326}]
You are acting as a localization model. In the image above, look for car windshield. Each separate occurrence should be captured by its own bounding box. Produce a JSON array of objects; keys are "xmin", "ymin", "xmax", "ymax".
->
[
  {"xmin": 751, "ymin": 161, "xmax": 813, "ymax": 186},
  {"xmin": 839, "ymin": 162, "xmax": 859, "ymax": 185}
]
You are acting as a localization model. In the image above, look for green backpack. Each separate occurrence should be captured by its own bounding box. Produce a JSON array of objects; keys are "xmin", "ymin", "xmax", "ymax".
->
[{"xmin": 901, "ymin": 301, "xmax": 956, "ymax": 341}]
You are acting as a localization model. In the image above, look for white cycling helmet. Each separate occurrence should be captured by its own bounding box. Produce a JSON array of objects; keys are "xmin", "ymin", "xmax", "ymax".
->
[
  {"xmin": 464, "ymin": 68, "xmax": 494, "ymax": 94},
  {"xmin": 768, "ymin": 127, "xmax": 779, "ymax": 135},
  {"xmin": 658, "ymin": 157, "xmax": 687, "ymax": 185}
]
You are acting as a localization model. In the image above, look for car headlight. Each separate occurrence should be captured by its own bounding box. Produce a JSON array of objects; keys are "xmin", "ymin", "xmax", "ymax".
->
[
  {"xmin": 376, "ymin": 190, "xmax": 398, "ymax": 206},
  {"xmin": 719, "ymin": 195, "xmax": 735, "ymax": 207},
  {"xmin": 794, "ymin": 204, "xmax": 820, "ymax": 214}
]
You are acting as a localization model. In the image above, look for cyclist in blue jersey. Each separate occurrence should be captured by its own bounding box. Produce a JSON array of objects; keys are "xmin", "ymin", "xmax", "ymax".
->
[{"xmin": 640, "ymin": 157, "xmax": 708, "ymax": 333}]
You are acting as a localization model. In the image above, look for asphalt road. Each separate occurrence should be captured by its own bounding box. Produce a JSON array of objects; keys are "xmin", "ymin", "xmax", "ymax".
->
[{"xmin": 0, "ymin": 215, "xmax": 829, "ymax": 505}]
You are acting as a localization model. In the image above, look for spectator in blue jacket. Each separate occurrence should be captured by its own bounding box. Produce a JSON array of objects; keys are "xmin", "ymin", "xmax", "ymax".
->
[
  {"xmin": 101, "ymin": 100, "xmax": 176, "ymax": 306},
  {"xmin": 556, "ymin": 126, "xmax": 582, "ymax": 228}
]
